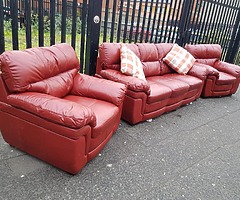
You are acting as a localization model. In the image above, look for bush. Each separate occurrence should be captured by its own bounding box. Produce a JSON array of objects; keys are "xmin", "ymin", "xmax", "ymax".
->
[{"xmin": 27, "ymin": 13, "xmax": 81, "ymax": 34}]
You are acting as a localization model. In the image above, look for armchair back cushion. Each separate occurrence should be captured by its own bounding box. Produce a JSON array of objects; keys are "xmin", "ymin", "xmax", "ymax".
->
[
  {"xmin": 185, "ymin": 44, "xmax": 222, "ymax": 66},
  {"xmin": 0, "ymin": 43, "xmax": 79, "ymax": 97}
]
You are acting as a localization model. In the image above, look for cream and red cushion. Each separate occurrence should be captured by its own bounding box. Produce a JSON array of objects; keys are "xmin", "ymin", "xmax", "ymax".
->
[
  {"xmin": 163, "ymin": 44, "xmax": 196, "ymax": 75},
  {"xmin": 120, "ymin": 44, "xmax": 146, "ymax": 81}
]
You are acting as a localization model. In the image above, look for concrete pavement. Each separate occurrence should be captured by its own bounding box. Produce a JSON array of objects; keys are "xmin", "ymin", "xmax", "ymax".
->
[{"xmin": 1, "ymin": 90, "xmax": 240, "ymax": 199}]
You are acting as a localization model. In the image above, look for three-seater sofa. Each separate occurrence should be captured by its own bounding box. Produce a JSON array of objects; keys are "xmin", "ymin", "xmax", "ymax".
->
[{"xmin": 96, "ymin": 43, "xmax": 210, "ymax": 125}]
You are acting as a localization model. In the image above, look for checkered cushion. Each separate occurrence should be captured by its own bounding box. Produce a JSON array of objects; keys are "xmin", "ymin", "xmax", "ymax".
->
[
  {"xmin": 120, "ymin": 44, "xmax": 146, "ymax": 81},
  {"xmin": 163, "ymin": 44, "xmax": 196, "ymax": 75}
]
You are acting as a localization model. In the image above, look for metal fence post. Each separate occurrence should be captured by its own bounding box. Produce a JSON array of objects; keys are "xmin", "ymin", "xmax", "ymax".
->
[
  {"xmin": 0, "ymin": 0, "xmax": 4, "ymax": 54},
  {"xmin": 85, "ymin": 0, "xmax": 102, "ymax": 75},
  {"xmin": 226, "ymin": 9, "xmax": 240, "ymax": 63},
  {"xmin": 177, "ymin": 0, "xmax": 192, "ymax": 46},
  {"xmin": 229, "ymin": 26, "xmax": 240, "ymax": 64},
  {"xmin": 10, "ymin": 0, "xmax": 19, "ymax": 50}
]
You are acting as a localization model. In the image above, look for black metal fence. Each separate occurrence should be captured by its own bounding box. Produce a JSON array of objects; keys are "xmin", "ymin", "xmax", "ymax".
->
[
  {"xmin": 0, "ymin": 0, "xmax": 240, "ymax": 75},
  {"xmin": 100, "ymin": 0, "xmax": 240, "ymax": 63}
]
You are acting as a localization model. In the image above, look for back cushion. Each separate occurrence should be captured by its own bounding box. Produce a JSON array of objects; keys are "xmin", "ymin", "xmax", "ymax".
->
[
  {"xmin": 185, "ymin": 44, "xmax": 221, "ymax": 64},
  {"xmin": 195, "ymin": 58, "xmax": 218, "ymax": 66},
  {"xmin": 185, "ymin": 44, "xmax": 222, "ymax": 59},
  {"xmin": 97, "ymin": 43, "xmax": 140, "ymax": 72},
  {"xmin": 98, "ymin": 43, "xmax": 121, "ymax": 71},
  {"xmin": 97, "ymin": 42, "xmax": 175, "ymax": 77},
  {"xmin": 155, "ymin": 43, "xmax": 174, "ymax": 75},
  {"xmin": 0, "ymin": 43, "xmax": 79, "ymax": 97},
  {"xmin": 137, "ymin": 43, "xmax": 160, "ymax": 77}
]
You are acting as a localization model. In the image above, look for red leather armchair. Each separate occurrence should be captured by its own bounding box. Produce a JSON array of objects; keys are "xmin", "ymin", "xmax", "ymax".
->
[
  {"xmin": 185, "ymin": 44, "xmax": 240, "ymax": 97},
  {"xmin": 96, "ymin": 43, "xmax": 209, "ymax": 125},
  {"xmin": 0, "ymin": 43, "xmax": 126, "ymax": 174}
]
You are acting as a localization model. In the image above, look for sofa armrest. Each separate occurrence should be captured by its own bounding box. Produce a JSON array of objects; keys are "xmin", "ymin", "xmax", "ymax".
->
[
  {"xmin": 7, "ymin": 92, "xmax": 96, "ymax": 129},
  {"xmin": 189, "ymin": 62, "xmax": 219, "ymax": 79},
  {"xmin": 100, "ymin": 69, "xmax": 150, "ymax": 95},
  {"xmin": 187, "ymin": 63, "xmax": 208, "ymax": 80},
  {"xmin": 214, "ymin": 61, "xmax": 240, "ymax": 78},
  {"xmin": 71, "ymin": 73, "xmax": 127, "ymax": 107}
]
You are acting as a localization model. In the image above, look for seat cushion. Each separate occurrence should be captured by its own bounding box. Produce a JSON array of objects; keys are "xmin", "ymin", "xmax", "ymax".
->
[
  {"xmin": 146, "ymin": 79, "xmax": 172, "ymax": 104},
  {"xmin": 147, "ymin": 75, "xmax": 190, "ymax": 98},
  {"xmin": 63, "ymin": 95, "xmax": 119, "ymax": 138},
  {"xmin": 216, "ymin": 72, "xmax": 236, "ymax": 85},
  {"xmin": 166, "ymin": 74, "xmax": 203, "ymax": 90}
]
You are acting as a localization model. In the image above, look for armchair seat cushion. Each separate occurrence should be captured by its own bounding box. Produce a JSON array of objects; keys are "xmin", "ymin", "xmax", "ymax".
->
[{"xmin": 216, "ymin": 72, "xmax": 236, "ymax": 85}]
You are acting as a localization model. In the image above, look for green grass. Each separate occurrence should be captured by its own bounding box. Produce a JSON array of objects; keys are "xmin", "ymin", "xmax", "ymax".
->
[
  {"xmin": 3, "ymin": 16, "xmax": 83, "ymax": 59},
  {"xmin": 4, "ymin": 28, "xmax": 82, "ymax": 58}
]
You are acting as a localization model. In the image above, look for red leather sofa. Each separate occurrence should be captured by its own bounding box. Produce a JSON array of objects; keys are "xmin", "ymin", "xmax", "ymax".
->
[
  {"xmin": 96, "ymin": 43, "xmax": 209, "ymax": 125},
  {"xmin": 185, "ymin": 44, "xmax": 240, "ymax": 97},
  {"xmin": 0, "ymin": 43, "xmax": 126, "ymax": 174}
]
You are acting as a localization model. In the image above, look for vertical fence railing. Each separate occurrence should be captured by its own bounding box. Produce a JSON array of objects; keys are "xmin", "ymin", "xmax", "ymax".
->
[
  {"xmin": 25, "ymin": 0, "xmax": 31, "ymax": 48},
  {"xmin": 38, "ymin": 0, "xmax": 44, "ymax": 46},
  {"xmin": 61, "ymin": 0, "xmax": 67, "ymax": 43},
  {"xmin": 10, "ymin": 0, "xmax": 19, "ymax": 50},
  {"xmin": 0, "ymin": 0, "xmax": 4, "ymax": 54},
  {"xmin": 80, "ymin": 0, "xmax": 87, "ymax": 73}
]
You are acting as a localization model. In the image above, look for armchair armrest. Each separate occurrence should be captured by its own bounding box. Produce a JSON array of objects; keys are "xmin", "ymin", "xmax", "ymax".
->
[
  {"xmin": 214, "ymin": 61, "xmax": 240, "ymax": 78},
  {"xmin": 71, "ymin": 73, "xmax": 127, "ymax": 107},
  {"xmin": 100, "ymin": 69, "xmax": 150, "ymax": 95},
  {"xmin": 7, "ymin": 92, "xmax": 96, "ymax": 129}
]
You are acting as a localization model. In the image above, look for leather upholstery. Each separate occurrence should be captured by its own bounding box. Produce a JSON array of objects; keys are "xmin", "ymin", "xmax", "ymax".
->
[
  {"xmin": 1, "ymin": 43, "xmax": 79, "ymax": 97},
  {"xmin": 7, "ymin": 92, "xmax": 97, "ymax": 129},
  {"xmin": 0, "ymin": 43, "xmax": 126, "ymax": 174},
  {"xmin": 185, "ymin": 44, "xmax": 240, "ymax": 97},
  {"xmin": 97, "ymin": 42, "xmax": 207, "ymax": 124}
]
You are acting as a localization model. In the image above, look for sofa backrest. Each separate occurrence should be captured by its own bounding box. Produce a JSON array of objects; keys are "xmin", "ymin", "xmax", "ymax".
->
[
  {"xmin": 0, "ymin": 43, "xmax": 79, "ymax": 97},
  {"xmin": 185, "ymin": 44, "xmax": 222, "ymax": 66},
  {"xmin": 97, "ymin": 42, "xmax": 174, "ymax": 77}
]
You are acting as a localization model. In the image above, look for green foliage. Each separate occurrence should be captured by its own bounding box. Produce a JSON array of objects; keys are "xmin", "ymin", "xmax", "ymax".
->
[
  {"xmin": 235, "ymin": 51, "xmax": 240, "ymax": 65},
  {"xmin": 24, "ymin": 13, "xmax": 82, "ymax": 34}
]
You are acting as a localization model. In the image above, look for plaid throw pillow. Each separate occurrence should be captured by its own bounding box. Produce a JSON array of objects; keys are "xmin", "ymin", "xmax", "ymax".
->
[
  {"xmin": 120, "ymin": 44, "xmax": 146, "ymax": 81},
  {"xmin": 163, "ymin": 44, "xmax": 196, "ymax": 75}
]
